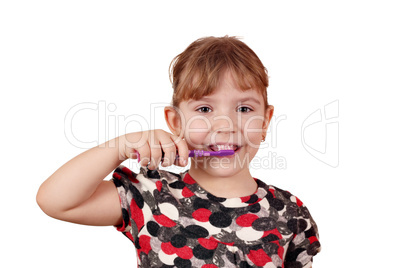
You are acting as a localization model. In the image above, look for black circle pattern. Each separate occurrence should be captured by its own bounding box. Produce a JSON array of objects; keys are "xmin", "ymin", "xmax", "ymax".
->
[{"xmin": 112, "ymin": 166, "xmax": 321, "ymax": 267}]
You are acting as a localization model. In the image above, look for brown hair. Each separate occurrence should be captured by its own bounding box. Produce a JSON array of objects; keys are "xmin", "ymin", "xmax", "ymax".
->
[{"xmin": 169, "ymin": 36, "xmax": 269, "ymax": 109}]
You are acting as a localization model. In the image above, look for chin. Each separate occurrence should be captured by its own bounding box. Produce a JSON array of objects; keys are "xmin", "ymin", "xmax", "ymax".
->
[{"xmin": 207, "ymin": 163, "xmax": 247, "ymax": 178}]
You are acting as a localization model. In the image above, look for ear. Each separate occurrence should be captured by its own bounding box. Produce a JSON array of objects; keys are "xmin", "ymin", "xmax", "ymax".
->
[
  {"xmin": 164, "ymin": 106, "xmax": 183, "ymax": 137},
  {"xmin": 262, "ymin": 105, "xmax": 274, "ymax": 135}
]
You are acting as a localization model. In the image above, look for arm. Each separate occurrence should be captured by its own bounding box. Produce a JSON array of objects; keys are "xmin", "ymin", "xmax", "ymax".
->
[
  {"xmin": 36, "ymin": 130, "xmax": 188, "ymax": 226},
  {"xmin": 36, "ymin": 136, "xmax": 127, "ymax": 226}
]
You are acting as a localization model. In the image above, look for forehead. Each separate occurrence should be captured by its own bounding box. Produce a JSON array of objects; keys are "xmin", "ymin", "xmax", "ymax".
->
[
  {"xmin": 199, "ymin": 71, "xmax": 261, "ymax": 99},
  {"xmin": 185, "ymin": 87, "xmax": 263, "ymax": 107}
]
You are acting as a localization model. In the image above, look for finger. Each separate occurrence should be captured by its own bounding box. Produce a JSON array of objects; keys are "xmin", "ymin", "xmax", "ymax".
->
[
  {"xmin": 160, "ymin": 137, "xmax": 177, "ymax": 167},
  {"xmin": 123, "ymin": 131, "xmax": 150, "ymax": 164},
  {"xmin": 127, "ymin": 149, "xmax": 140, "ymax": 162},
  {"xmin": 172, "ymin": 135, "xmax": 189, "ymax": 167},
  {"xmin": 123, "ymin": 142, "xmax": 142, "ymax": 162},
  {"xmin": 148, "ymin": 140, "xmax": 163, "ymax": 170},
  {"xmin": 137, "ymin": 144, "xmax": 151, "ymax": 168}
]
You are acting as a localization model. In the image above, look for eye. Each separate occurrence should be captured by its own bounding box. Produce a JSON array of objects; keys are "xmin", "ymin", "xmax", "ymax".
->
[
  {"xmin": 237, "ymin": 106, "xmax": 253, "ymax": 113},
  {"xmin": 196, "ymin": 106, "xmax": 212, "ymax": 113}
]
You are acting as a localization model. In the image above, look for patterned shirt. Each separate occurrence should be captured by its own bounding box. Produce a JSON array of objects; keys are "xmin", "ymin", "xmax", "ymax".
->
[{"xmin": 111, "ymin": 165, "xmax": 321, "ymax": 268}]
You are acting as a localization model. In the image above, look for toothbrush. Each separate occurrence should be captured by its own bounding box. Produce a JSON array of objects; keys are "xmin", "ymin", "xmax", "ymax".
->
[
  {"xmin": 188, "ymin": 149, "xmax": 234, "ymax": 157},
  {"xmin": 135, "ymin": 149, "xmax": 235, "ymax": 163}
]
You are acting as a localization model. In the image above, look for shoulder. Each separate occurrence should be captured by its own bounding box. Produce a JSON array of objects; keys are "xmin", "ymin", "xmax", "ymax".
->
[
  {"xmin": 255, "ymin": 180, "xmax": 319, "ymax": 229},
  {"xmin": 256, "ymin": 179, "xmax": 305, "ymax": 210},
  {"xmin": 256, "ymin": 180, "xmax": 321, "ymax": 259}
]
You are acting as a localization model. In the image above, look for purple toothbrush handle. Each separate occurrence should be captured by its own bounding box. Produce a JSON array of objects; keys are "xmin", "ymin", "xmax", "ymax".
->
[
  {"xmin": 189, "ymin": 150, "xmax": 234, "ymax": 157},
  {"xmin": 158, "ymin": 149, "xmax": 234, "ymax": 161},
  {"xmin": 189, "ymin": 150, "xmax": 205, "ymax": 157},
  {"xmin": 164, "ymin": 150, "xmax": 205, "ymax": 158}
]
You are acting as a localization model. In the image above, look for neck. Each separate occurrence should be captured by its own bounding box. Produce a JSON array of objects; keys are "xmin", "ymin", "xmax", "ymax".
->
[{"xmin": 188, "ymin": 163, "xmax": 257, "ymax": 198}]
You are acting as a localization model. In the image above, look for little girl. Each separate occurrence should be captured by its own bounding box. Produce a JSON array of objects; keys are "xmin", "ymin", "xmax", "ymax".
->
[{"xmin": 37, "ymin": 36, "xmax": 321, "ymax": 268}]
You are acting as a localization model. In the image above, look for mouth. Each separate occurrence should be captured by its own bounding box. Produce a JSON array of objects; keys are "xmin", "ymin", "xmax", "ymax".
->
[{"xmin": 208, "ymin": 144, "xmax": 241, "ymax": 152}]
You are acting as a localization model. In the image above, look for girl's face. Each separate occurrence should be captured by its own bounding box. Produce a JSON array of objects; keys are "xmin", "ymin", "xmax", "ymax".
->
[{"xmin": 177, "ymin": 71, "xmax": 274, "ymax": 178}]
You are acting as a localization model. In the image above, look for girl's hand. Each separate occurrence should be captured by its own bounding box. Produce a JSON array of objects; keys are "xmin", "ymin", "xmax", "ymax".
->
[{"xmin": 120, "ymin": 129, "xmax": 189, "ymax": 170}]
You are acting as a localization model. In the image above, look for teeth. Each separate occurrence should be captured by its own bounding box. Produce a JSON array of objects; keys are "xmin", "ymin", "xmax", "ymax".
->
[
  {"xmin": 217, "ymin": 144, "xmax": 234, "ymax": 150},
  {"xmin": 210, "ymin": 144, "xmax": 237, "ymax": 151}
]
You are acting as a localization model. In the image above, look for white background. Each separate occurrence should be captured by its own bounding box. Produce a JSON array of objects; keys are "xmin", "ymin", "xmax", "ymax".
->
[{"xmin": 1, "ymin": 0, "xmax": 401, "ymax": 267}]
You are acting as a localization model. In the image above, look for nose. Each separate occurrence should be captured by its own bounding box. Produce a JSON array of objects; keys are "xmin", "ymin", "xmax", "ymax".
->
[{"xmin": 211, "ymin": 113, "xmax": 238, "ymax": 134}]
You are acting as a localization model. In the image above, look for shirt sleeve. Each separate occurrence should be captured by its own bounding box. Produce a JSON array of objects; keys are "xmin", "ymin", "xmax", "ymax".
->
[
  {"xmin": 110, "ymin": 165, "xmax": 144, "ymax": 243},
  {"xmin": 284, "ymin": 201, "xmax": 321, "ymax": 268}
]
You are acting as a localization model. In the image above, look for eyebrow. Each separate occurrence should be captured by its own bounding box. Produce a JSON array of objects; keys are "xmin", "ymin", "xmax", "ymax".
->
[
  {"xmin": 236, "ymin": 97, "xmax": 262, "ymax": 105},
  {"xmin": 189, "ymin": 97, "xmax": 262, "ymax": 105}
]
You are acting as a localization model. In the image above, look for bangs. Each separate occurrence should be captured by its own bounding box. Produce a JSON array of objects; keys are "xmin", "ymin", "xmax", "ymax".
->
[{"xmin": 170, "ymin": 36, "xmax": 269, "ymax": 108}]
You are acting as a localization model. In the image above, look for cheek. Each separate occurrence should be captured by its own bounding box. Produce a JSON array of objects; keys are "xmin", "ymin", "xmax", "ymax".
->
[
  {"xmin": 184, "ymin": 117, "xmax": 211, "ymax": 147},
  {"xmin": 243, "ymin": 120, "xmax": 264, "ymax": 148}
]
